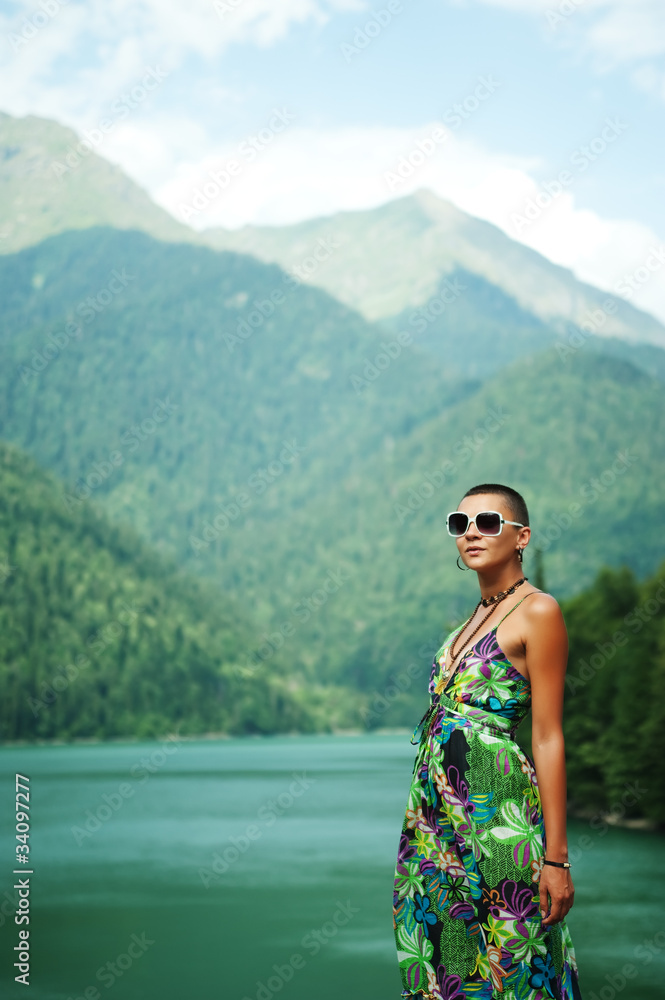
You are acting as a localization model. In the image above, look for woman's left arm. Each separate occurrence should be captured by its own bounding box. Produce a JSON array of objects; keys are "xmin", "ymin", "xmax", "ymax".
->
[{"xmin": 524, "ymin": 595, "xmax": 575, "ymax": 928}]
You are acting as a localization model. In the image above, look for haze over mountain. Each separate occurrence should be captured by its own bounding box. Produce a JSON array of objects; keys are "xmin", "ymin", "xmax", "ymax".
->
[
  {"xmin": 0, "ymin": 438, "xmax": 334, "ymax": 742},
  {"xmin": 203, "ymin": 188, "xmax": 665, "ymax": 349},
  {"xmin": 0, "ymin": 112, "xmax": 191, "ymax": 254},
  {"xmin": 2, "ymin": 226, "xmax": 664, "ymax": 730},
  {"xmin": 2, "ymin": 111, "xmax": 664, "ymax": 356},
  {"xmin": 1, "ymin": 110, "xmax": 664, "ymax": 763}
]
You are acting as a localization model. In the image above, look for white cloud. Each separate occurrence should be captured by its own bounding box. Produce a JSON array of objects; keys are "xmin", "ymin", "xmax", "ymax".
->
[
  {"xmin": 135, "ymin": 118, "xmax": 665, "ymax": 322},
  {"xmin": 152, "ymin": 123, "xmax": 423, "ymax": 227},
  {"xmin": 2, "ymin": 0, "xmax": 355, "ymax": 60},
  {"xmin": 467, "ymin": 0, "xmax": 665, "ymax": 71},
  {"xmin": 1, "ymin": 0, "xmax": 663, "ymax": 324},
  {"xmin": 582, "ymin": 0, "xmax": 665, "ymax": 66},
  {"xmin": 493, "ymin": 178, "xmax": 665, "ymax": 316},
  {"xmin": 0, "ymin": 0, "xmax": 358, "ymax": 123}
]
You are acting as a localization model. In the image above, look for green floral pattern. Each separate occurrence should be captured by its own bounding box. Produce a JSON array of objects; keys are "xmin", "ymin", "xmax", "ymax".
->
[{"xmin": 393, "ymin": 598, "xmax": 582, "ymax": 999}]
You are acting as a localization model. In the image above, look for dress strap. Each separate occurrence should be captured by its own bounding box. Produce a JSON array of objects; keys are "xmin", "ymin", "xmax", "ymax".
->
[{"xmin": 495, "ymin": 590, "xmax": 539, "ymax": 627}]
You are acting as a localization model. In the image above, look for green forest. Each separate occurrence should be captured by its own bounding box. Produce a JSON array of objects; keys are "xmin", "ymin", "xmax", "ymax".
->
[
  {"xmin": 561, "ymin": 561, "xmax": 665, "ymax": 824},
  {"xmin": 0, "ymin": 439, "xmax": 357, "ymax": 743},
  {"xmin": 1, "ymin": 227, "xmax": 663, "ymax": 704},
  {"xmin": 1, "ymin": 120, "xmax": 664, "ymax": 829},
  {"xmin": 1, "ymin": 431, "xmax": 663, "ymax": 824}
]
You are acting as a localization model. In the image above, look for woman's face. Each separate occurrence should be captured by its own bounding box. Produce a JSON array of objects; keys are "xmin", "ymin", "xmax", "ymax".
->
[{"xmin": 454, "ymin": 493, "xmax": 530, "ymax": 572}]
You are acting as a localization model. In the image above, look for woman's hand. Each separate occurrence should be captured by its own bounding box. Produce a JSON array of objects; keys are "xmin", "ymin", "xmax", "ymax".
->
[{"xmin": 538, "ymin": 865, "xmax": 575, "ymax": 927}]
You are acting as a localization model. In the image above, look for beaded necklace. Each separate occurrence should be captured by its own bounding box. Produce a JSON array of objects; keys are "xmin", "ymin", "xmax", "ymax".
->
[{"xmin": 443, "ymin": 576, "xmax": 527, "ymax": 681}]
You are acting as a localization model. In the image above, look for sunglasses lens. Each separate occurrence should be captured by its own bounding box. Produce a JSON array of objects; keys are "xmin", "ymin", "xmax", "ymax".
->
[
  {"xmin": 447, "ymin": 513, "xmax": 469, "ymax": 536},
  {"xmin": 476, "ymin": 512, "xmax": 502, "ymax": 535}
]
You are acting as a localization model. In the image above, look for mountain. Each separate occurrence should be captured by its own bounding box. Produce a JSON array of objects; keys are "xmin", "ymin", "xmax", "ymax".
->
[
  {"xmin": 0, "ymin": 111, "xmax": 192, "ymax": 254},
  {"xmin": 3, "ymin": 110, "xmax": 664, "ymax": 361},
  {"xmin": 1, "ymin": 227, "xmax": 664, "ymax": 732},
  {"xmin": 197, "ymin": 344, "xmax": 664, "ymax": 716},
  {"xmin": 1, "ymin": 113, "xmax": 662, "ymax": 819},
  {"xmin": 384, "ymin": 266, "xmax": 559, "ymax": 380},
  {"xmin": 0, "ymin": 438, "xmax": 341, "ymax": 742},
  {"xmin": 3, "ymin": 433, "xmax": 661, "ymax": 823},
  {"xmin": 202, "ymin": 188, "xmax": 665, "ymax": 349},
  {"xmin": 0, "ymin": 224, "xmax": 472, "ymax": 494}
]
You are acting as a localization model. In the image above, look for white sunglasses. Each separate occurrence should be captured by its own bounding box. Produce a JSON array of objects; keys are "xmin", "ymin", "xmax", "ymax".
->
[{"xmin": 446, "ymin": 510, "xmax": 524, "ymax": 537}]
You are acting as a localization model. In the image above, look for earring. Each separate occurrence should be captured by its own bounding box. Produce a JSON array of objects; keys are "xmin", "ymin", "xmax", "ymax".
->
[
  {"xmin": 457, "ymin": 555, "xmax": 471, "ymax": 571},
  {"xmin": 517, "ymin": 548, "xmax": 524, "ymax": 563}
]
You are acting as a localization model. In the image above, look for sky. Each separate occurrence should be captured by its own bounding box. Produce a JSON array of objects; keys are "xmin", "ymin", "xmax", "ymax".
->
[{"xmin": 2, "ymin": 0, "xmax": 665, "ymax": 322}]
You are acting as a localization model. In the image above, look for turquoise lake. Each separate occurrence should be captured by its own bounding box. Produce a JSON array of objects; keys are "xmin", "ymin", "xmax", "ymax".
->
[{"xmin": 0, "ymin": 734, "xmax": 664, "ymax": 999}]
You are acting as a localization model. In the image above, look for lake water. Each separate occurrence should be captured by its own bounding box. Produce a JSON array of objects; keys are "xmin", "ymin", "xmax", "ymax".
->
[{"xmin": 0, "ymin": 734, "xmax": 663, "ymax": 1000}]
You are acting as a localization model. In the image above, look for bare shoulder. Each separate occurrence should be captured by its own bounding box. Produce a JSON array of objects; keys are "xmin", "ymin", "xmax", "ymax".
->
[
  {"xmin": 523, "ymin": 591, "xmax": 567, "ymax": 630},
  {"xmin": 524, "ymin": 590, "xmax": 563, "ymax": 618}
]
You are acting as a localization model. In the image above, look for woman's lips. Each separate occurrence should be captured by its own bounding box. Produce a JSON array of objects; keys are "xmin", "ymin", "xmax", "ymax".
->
[{"xmin": 465, "ymin": 547, "xmax": 484, "ymax": 555}]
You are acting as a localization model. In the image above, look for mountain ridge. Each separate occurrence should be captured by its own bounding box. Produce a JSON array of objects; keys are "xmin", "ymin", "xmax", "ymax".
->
[
  {"xmin": 2, "ymin": 110, "xmax": 664, "ymax": 352},
  {"xmin": 201, "ymin": 187, "xmax": 665, "ymax": 349},
  {"xmin": 0, "ymin": 435, "xmax": 338, "ymax": 741},
  {"xmin": 1, "ymin": 226, "xmax": 663, "ymax": 712},
  {"xmin": 0, "ymin": 111, "xmax": 193, "ymax": 253}
]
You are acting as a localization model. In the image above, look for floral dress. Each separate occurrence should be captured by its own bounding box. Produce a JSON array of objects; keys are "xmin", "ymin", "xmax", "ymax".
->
[{"xmin": 393, "ymin": 595, "xmax": 582, "ymax": 1000}]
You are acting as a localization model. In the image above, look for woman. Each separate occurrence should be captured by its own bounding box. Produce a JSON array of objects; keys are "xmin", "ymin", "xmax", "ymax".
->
[{"xmin": 393, "ymin": 483, "xmax": 582, "ymax": 999}]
